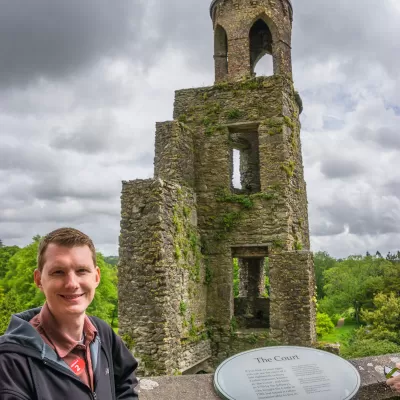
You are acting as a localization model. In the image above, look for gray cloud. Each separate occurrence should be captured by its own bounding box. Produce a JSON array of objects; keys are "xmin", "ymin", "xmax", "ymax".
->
[
  {"xmin": 1, "ymin": 0, "xmax": 400, "ymax": 259},
  {"xmin": 0, "ymin": 144, "xmax": 60, "ymax": 173},
  {"xmin": 315, "ymin": 196, "xmax": 400, "ymax": 237},
  {"xmin": 0, "ymin": 0, "xmax": 144, "ymax": 88},
  {"xmin": 50, "ymin": 113, "xmax": 117, "ymax": 154},
  {"xmin": 320, "ymin": 157, "xmax": 365, "ymax": 179},
  {"xmin": 351, "ymin": 125, "xmax": 400, "ymax": 150},
  {"xmin": 382, "ymin": 179, "xmax": 400, "ymax": 199}
]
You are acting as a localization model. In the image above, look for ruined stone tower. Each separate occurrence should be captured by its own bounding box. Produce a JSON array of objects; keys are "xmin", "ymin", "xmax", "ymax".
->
[{"xmin": 119, "ymin": 0, "xmax": 316, "ymax": 377}]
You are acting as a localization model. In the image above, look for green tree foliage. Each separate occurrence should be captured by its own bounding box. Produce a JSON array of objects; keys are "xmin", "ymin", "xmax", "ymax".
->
[
  {"xmin": 316, "ymin": 312, "xmax": 334, "ymax": 338},
  {"xmin": 0, "ymin": 238, "xmax": 118, "ymax": 334},
  {"xmin": 87, "ymin": 253, "xmax": 118, "ymax": 327},
  {"xmin": 319, "ymin": 255, "xmax": 393, "ymax": 323},
  {"xmin": 1, "ymin": 239, "xmax": 44, "ymax": 309},
  {"xmin": 233, "ymin": 258, "xmax": 239, "ymax": 298},
  {"xmin": 0, "ymin": 288, "xmax": 24, "ymax": 335},
  {"xmin": 359, "ymin": 292, "xmax": 400, "ymax": 344},
  {"xmin": 314, "ymin": 251, "xmax": 336, "ymax": 299},
  {"xmin": 0, "ymin": 245, "xmax": 20, "ymax": 279},
  {"xmin": 104, "ymin": 256, "xmax": 119, "ymax": 266},
  {"xmin": 341, "ymin": 338, "xmax": 400, "ymax": 359},
  {"xmin": 340, "ymin": 292, "xmax": 400, "ymax": 358}
]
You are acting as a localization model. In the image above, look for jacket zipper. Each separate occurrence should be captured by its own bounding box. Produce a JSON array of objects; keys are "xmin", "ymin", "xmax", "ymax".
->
[{"xmin": 43, "ymin": 359, "xmax": 98, "ymax": 399}]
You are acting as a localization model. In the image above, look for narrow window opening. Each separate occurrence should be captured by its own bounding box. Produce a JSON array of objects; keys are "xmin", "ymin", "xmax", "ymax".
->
[
  {"xmin": 250, "ymin": 19, "xmax": 273, "ymax": 76},
  {"xmin": 229, "ymin": 131, "xmax": 261, "ymax": 194},
  {"xmin": 214, "ymin": 25, "xmax": 228, "ymax": 81},
  {"xmin": 232, "ymin": 149, "xmax": 241, "ymax": 190},
  {"xmin": 233, "ymin": 256, "xmax": 270, "ymax": 329}
]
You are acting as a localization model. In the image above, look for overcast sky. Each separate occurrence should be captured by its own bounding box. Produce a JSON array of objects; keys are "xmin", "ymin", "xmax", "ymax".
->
[{"xmin": 1, "ymin": 0, "xmax": 399, "ymax": 258}]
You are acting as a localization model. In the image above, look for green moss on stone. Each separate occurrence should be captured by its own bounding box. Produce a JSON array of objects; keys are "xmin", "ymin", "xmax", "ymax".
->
[
  {"xmin": 121, "ymin": 334, "xmax": 136, "ymax": 350},
  {"xmin": 284, "ymin": 116, "xmax": 295, "ymax": 130},
  {"xmin": 178, "ymin": 114, "xmax": 188, "ymax": 123},
  {"xmin": 281, "ymin": 160, "xmax": 295, "ymax": 179},
  {"xmin": 179, "ymin": 301, "xmax": 188, "ymax": 316},
  {"xmin": 226, "ymin": 108, "xmax": 242, "ymax": 120}
]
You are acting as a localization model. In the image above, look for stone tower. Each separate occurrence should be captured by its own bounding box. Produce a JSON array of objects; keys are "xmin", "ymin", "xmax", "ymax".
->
[{"xmin": 118, "ymin": 0, "xmax": 316, "ymax": 377}]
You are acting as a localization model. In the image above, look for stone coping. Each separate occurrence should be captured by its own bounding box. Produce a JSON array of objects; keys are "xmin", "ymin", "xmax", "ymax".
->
[
  {"xmin": 209, "ymin": 0, "xmax": 293, "ymax": 19},
  {"xmin": 138, "ymin": 353, "xmax": 400, "ymax": 400}
]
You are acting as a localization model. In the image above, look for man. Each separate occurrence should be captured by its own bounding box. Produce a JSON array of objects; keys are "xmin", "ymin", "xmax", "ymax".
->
[
  {"xmin": 0, "ymin": 227, "xmax": 139, "ymax": 399},
  {"xmin": 387, "ymin": 364, "xmax": 400, "ymax": 393}
]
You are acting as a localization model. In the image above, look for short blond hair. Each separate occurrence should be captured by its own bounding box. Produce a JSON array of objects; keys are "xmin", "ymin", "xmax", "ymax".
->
[{"xmin": 37, "ymin": 227, "xmax": 96, "ymax": 272}]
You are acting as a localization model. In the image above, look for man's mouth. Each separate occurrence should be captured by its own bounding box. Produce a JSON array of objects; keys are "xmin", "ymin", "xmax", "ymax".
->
[{"xmin": 60, "ymin": 294, "xmax": 84, "ymax": 300}]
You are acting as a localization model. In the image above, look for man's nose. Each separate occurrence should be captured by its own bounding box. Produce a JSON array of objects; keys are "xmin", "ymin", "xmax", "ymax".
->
[{"xmin": 64, "ymin": 272, "xmax": 79, "ymax": 288}]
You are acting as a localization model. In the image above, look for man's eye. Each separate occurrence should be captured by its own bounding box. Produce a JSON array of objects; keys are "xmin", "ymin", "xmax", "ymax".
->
[
  {"xmin": 52, "ymin": 270, "xmax": 64, "ymax": 275},
  {"xmin": 78, "ymin": 269, "xmax": 89, "ymax": 274}
]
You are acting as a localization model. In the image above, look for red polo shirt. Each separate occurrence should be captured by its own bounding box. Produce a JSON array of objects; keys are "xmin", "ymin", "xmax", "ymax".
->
[{"xmin": 30, "ymin": 303, "xmax": 97, "ymax": 390}]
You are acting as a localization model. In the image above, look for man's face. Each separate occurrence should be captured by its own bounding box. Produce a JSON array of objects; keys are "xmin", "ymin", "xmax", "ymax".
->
[{"xmin": 34, "ymin": 243, "xmax": 100, "ymax": 320}]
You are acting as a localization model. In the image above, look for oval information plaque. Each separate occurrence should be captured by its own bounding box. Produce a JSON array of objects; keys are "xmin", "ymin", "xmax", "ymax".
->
[{"xmin": 214, "ymin": 346, "xmax": 360, "ymax": 400}]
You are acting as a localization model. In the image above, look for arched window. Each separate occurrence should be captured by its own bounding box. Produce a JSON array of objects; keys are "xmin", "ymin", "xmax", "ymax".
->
[
  {"xmin": 214, "ymin": 25, "xmax": 228, "ymax": 80},
  {"xmin": 249, "ymin": 19, "xmax": 273, "ymax": 76}
]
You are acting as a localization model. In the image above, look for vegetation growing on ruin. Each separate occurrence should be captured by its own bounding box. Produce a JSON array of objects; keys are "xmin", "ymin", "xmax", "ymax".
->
[
  {"xmin": 172, "ymin": 200, "xmax": 203, "ymax": 282},
  {"xmin": 281, "ymin": 160, "xmax": 295, "ymax": 179},
  {"xmin": 226, "ymin": 108, "xmax": 243, "ymax": 120},
  {"xmin": 121, "ymin": 333, "xmax": 136, "ymax": 350}
]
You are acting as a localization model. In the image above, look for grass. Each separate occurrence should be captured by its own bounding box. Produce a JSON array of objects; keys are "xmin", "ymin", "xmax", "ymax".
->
[{"xmin": 319, "ymin": 320, "xmax": 359, "ymax": 352}]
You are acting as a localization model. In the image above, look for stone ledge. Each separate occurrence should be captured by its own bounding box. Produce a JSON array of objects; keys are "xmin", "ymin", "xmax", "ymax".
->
[{"xmin": 138, "ymin": 353, "xmax": 400, "ymax": 400}]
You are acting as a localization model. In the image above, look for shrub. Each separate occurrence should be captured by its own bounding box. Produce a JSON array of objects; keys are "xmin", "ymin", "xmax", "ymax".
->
[
  {"xmin": 341, "ymin": 338, "xmax": 400, "ymax": 359},
  {"xmin": 316, "ymin": 312, "xmax": 335, "ymax": 338}
]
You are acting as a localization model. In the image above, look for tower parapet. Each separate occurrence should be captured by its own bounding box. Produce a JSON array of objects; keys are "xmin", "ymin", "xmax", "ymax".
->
[{"xmin": 211, "ymin": 0, "xmax": 293, "ymax": 82}]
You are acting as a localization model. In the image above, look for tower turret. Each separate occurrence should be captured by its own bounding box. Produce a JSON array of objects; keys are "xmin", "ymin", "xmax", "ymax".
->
[
  {"xmin": 119, "ymin": 0, "xmax": 316, "ymax": 376},
  {"xmin": 211, "ymin": 0, "xmax": 293, "ymax": 81}
]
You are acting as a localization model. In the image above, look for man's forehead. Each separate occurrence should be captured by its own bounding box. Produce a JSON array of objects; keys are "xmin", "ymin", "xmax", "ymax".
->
[{"xmin": 43, "ymin": 243, "xmax": 94, "ymax": 263}]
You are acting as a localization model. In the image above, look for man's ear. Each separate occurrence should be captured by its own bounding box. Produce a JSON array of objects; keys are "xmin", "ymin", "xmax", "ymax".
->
[
  {"xmin": 34, "ymin": 269, "xmax": 43, "ymax": 291},
  {"xmin": 95, "ymin": 266, "xmax": 101, "ymax": 288}
]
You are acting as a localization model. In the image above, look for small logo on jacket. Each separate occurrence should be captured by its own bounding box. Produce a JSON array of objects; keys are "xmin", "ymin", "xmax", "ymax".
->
[{"xmin": 105, "ymin": 368, "xmax": 110, "ymax": 375}]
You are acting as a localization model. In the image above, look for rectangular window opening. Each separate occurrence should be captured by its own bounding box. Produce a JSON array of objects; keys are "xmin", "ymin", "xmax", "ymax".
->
[
  {"xmin": 229, "ymin": 131, "xmax": 261, "ymax": 194},
  {"xmin": 233, "ymin": 256, "xmax": 270, "ymax": 329}
]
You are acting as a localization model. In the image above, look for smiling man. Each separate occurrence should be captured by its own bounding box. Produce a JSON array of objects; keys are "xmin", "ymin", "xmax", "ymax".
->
[{"xmin": 0, "ymin": 227, "xmax": 139, "ymax": 400}]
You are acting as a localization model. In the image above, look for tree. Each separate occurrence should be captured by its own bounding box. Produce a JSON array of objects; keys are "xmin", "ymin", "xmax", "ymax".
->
[
  {"xmin": 104, "ymin": 256, "xmax": 119, "ymax": 266},
  {"xmin": 316, "ymin": 312, "xmax": 334, "ymax": 338},
  {"xmin": 87, "ymin": 253, "xmax": 118, "ymax": 326},
  {"xmin": 0, "ymin": 245, "xmax": 20, "ymax": 279},
  {"xmin": 314, "ymin": 251, "xmax": 336, "ymax": 299},
  {"xmin": 319, "ymin": 255, "xmax": 392, "ymax": 323},
  {"xmin": 359, "ymin": 292, "xmax": 400, "ymax": 344},
  {"xmin": 340, "ymin": 292, "xmax": 400, "ymax": 359},
  {"xmin": 0, "ymin": 288, "xmax": 24, "ymax": 334},
  {"xmin": 1, "ymin": 240, "xmax": 44, "ymax": 309}
]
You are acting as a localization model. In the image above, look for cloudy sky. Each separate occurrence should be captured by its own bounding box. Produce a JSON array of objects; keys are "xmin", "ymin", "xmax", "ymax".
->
[{"xmin": 1, "ymin": 0, "xmax": 399, "ymax": 258}]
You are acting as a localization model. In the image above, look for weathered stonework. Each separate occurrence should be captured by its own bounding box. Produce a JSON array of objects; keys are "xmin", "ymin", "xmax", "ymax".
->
[
  {"xmin": 138, "ymin": 353, "xmax": 400, "ymax": 400},
  {"xmin": 119, "ymin": 0, "xmax": 316, "ymax": 376}
]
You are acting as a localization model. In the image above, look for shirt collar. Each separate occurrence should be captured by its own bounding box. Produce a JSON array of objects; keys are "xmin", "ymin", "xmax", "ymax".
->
[{"xmin": 37, "ymin": 303, "xmax": 97, "ymax": 358}]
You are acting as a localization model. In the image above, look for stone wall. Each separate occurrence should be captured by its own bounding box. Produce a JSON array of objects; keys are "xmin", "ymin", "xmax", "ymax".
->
[
  {"xmin": 269, "ymin": 251, "xmax": 316, "ymax": 345},
  {"xmin": 119, "ymin": 179, "xmax": 209, "ymax": 376},
  {"xmin": 138, "ymin": 352, "xmax": 400, "ymax": 400},
  {"xmin": 154, "ymin": 121, "xmax": 195, "ymax": 188}
]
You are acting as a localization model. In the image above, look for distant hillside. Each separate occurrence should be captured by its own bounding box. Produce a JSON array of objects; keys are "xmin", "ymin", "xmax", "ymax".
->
[{"xmin": 104, "ymin": 256, "xmax": 119, "ymax": 266}]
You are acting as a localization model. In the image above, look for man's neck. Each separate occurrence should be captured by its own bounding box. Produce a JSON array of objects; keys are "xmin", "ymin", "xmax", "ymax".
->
[{"xmin": 48, "ymin": 307, "xmax": 86, "ymax": 342}]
